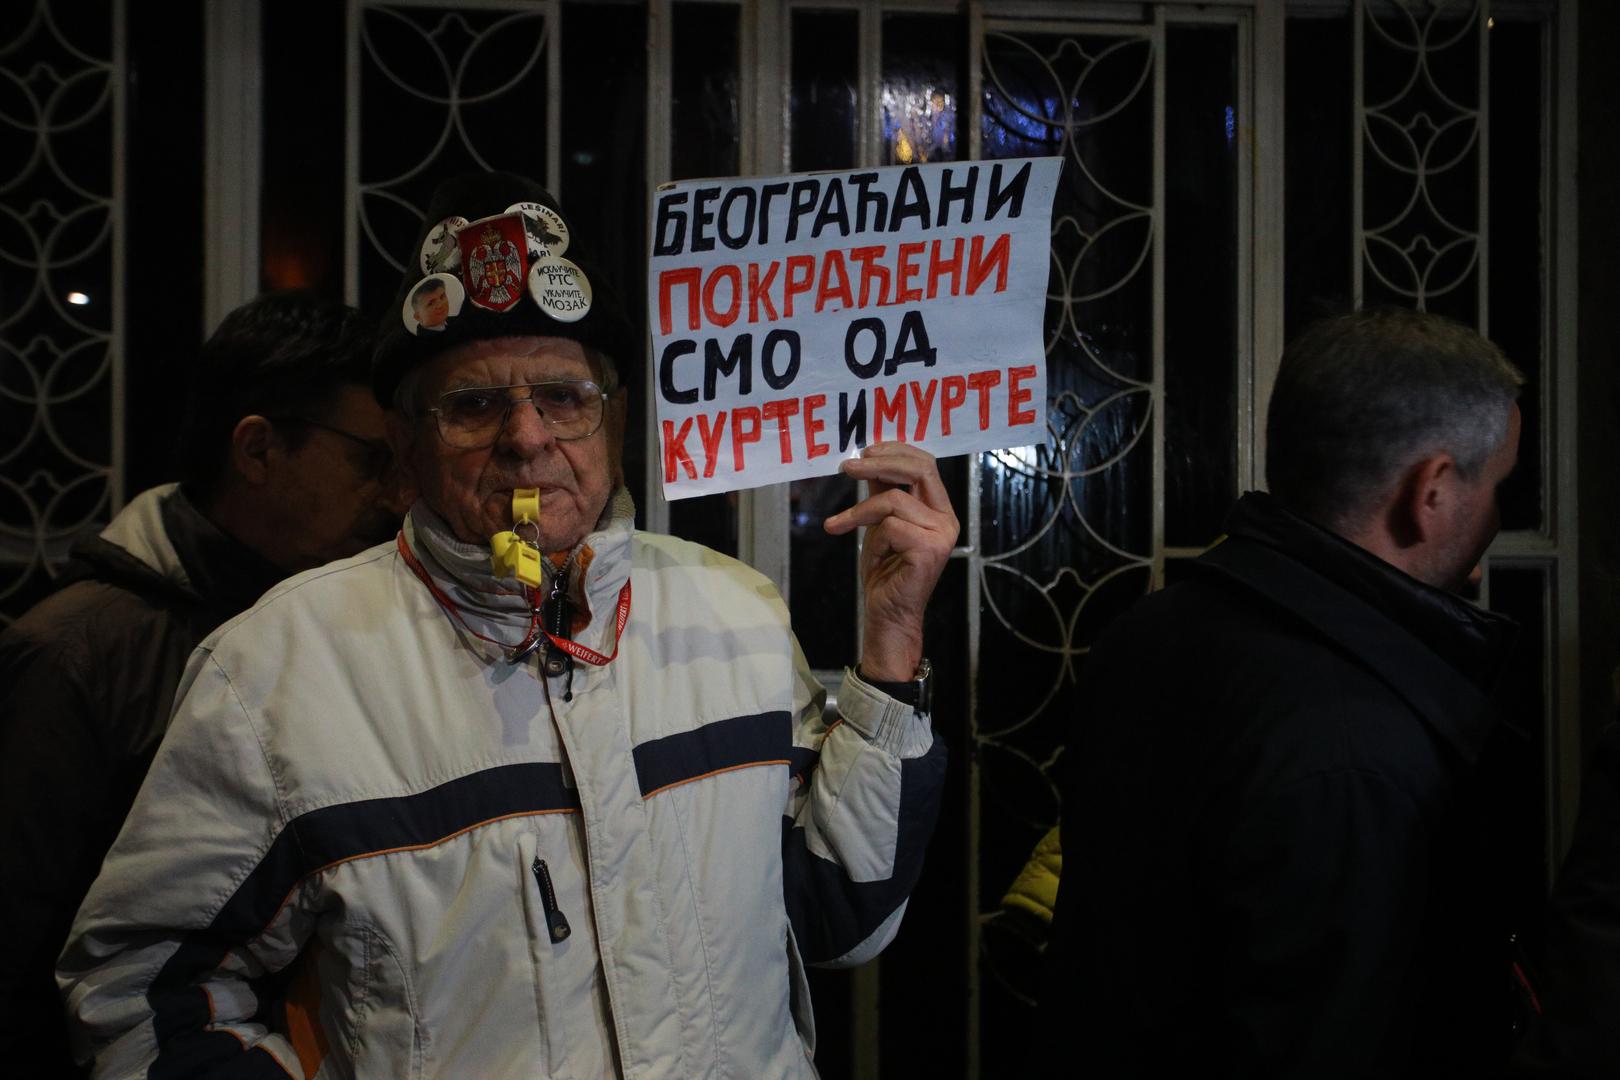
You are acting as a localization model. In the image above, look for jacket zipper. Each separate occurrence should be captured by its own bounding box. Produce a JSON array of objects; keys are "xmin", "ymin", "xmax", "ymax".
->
[{"xmin": 531, "ymin": 857, "xmax": 572, "ymax": 943}]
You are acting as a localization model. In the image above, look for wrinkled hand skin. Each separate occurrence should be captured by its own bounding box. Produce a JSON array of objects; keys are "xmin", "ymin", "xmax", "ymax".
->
[{"xmin": 823, "ymin": 443, "xmax": 960, "ymax": 683}]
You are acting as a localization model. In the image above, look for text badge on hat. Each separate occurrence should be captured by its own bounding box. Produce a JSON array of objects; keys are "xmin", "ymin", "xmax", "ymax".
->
[
  {"xmin": 458, "ymin": 213, "xmax": 530, "ymax": 313},
  {"xmin": 419, "ymin": 216, "xmax": 468, "ymax": 275},
  {"xmin": 528, "ymin": 256, "xmax": 592, "ymax": 323},
  {"xmin": 506, "ymin": 201, "xmax": 570, "ymax": 258}
]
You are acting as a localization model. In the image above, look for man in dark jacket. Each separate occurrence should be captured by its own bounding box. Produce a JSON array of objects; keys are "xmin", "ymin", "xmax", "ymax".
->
[
  {"xmin": 1513, "ymin": 720, "xmax": 1620, "ymax": 1076},
  {"xmin": 1046, "ymin": 308, "xmax": 1523, "ymax": 1078},
  {"xmin": 0, "ymin": 291, "xmax": 409, "ymax": 1076}
]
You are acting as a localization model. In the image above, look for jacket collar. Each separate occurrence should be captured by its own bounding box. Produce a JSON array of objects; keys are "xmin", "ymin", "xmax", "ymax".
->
[
  {"xmin": 403, "ymin": 488, "xmax": 637, "ymax": 655},
  {"xmin": 64, "ymin": 483, "xmax": 285, "ymax": 621},
  {"xmin": 1195, "ymin": 491, "xmax": 1517, "ymax": 767}
]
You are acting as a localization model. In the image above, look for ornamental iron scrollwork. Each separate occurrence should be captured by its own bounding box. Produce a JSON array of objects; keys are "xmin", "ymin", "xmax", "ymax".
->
[
  {"xmin": 1358, "ymin": 0, "xmax": 1483, "ymax": 322},
  {"xmin": 0, "ymin": 0, "xmax": 119, "ymax": 626},
  {"xmin": 975, "ymin": 23, "xmax": 1157, "ymax": 1006},
  {"xmin": 354, "ymin": 2, "xmax": 551, "ymax": 317}
]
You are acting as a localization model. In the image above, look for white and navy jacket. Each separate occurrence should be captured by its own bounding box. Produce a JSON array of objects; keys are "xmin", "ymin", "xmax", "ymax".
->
[{"xmin": 58, "ymin": 494, "xmax": 946, "ymax": 1079}]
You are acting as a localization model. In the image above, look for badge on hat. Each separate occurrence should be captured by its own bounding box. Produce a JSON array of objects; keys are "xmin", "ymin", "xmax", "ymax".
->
[
  {"xmin": 459, "ymin": 213, "xmax": 529, "ymax": 313},
  {"xmin": 419, "ymin": 216, "xmax": 468, "ymax": 275},
  {"xmin": 506, "ymin": 201, "xmax": 570, "ymax": 258},
  {"xmin": 528, "ymin": 255, "xmax": 592, "ymax": 323},
  {"xmin": 403, "ymin": 272, "xmax": 465, "ymax": 336}
]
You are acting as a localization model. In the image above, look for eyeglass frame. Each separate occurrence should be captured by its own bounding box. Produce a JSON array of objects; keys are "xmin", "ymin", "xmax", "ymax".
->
[
  {"xmin": 265, "ymin": 415, "xmax": 395, "ymax": 482},
  {"xmin": 417, "ymin": 379, "xmax": 613, "ymax": 449}
]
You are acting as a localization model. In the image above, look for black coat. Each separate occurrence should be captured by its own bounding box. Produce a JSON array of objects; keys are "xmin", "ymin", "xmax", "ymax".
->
[
  {"xmin": 1044, "ymin": 491, "xmax": 1519, "ymax": 1079},
  {"xmin": 0, "ymin": 486, "xmax": 284, "ymax": 1076},
  {"xmin": 1514, "ymin": 721, "xmax": 1620, "ymax": 1077}
]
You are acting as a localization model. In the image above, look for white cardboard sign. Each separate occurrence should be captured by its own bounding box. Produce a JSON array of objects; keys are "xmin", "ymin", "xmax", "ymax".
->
[{"xmin": 648, "ymin": 156, "xmax": 1060, "ymax": 499}]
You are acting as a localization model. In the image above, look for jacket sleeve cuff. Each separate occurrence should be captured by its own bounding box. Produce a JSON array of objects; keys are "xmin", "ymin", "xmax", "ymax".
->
[{"xmin": 838, "ymin": 666, "xmax": 935, "ymax": 758}]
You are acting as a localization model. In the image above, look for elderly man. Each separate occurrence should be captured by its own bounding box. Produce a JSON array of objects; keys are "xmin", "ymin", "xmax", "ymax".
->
[
  {"xmin": 1044, "ymin": 308, "xmax": 1523, "ymax": 1078},
  {"xmin": 59, "ymin": 173, "xmax": 954, "ymax": 1078},
  {"xmin": 1, "ymin": 291, "xmax": 404, "ymax": 1078}
]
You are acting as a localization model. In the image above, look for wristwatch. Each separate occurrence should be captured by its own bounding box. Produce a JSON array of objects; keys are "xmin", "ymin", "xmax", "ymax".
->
[{"xmin": 858, "ymin": 658, "xmax": 933, "ymax": 715}]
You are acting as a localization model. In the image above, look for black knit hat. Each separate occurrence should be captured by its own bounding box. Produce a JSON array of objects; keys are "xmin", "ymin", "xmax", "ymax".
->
[{"xmin": 372, "ymin": 171, "xmax": 635, "ymax": 406}]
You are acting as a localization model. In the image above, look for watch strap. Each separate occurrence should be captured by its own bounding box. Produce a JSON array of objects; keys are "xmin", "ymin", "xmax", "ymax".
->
[{"xmin": 855, "ymin": 658, "xmax": 932, "ymax": 713}]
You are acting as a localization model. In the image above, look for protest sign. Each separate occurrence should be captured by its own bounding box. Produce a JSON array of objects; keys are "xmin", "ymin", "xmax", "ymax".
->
[{"xmin": 648, "ymin": 156, "xmax": 1060, "ymax": 499}]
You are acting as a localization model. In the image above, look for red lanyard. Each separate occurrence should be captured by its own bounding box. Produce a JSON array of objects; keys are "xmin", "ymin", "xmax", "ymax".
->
[
  {"xmin": 542, "ymin": 580, "xmax": 631, "ymax": 666},
  {"xmin": 396, "ymin": 531, "xmax": 631, "ymax": 667}
]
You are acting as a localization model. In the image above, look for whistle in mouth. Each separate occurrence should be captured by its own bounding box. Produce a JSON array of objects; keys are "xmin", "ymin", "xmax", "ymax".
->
[
  {"xmin": 512, "ymin": 488, "xmax": 540, "ymax": 529},
  {"xmin": 490, "ymin": 488, "xmax": 543, "ymax": 587}
]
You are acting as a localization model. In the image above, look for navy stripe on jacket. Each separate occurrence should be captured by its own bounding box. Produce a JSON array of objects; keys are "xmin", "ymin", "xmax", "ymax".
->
[{"xmin": 148, "ymin": 762, "xmax": 578, "ymax": 1078}]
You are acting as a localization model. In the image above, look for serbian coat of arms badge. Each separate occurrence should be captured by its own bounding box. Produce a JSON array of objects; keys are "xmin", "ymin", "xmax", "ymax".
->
[{"xmin": 459, "ymin": 213, "xmax": 528, "ymax": 312}]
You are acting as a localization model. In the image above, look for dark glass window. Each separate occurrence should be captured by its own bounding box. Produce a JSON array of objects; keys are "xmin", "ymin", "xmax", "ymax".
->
[
  {"xmin": 787, "ymin": 8, "xmax": 860, "ymax": 671},
  {"xmin": 262, "ymin": 0, "xmax": 346, "ymax": 298},
  {"xmin": 1284, "ymin": 13, "xmax": 1354, "ymax": 340},
  {"xmin": 561, "ymin": 0, "xmax": 648, "ymax": 520},
  {"xmin": 1488, "ymin": 17, "xmax": 1545, "ymax": 533},
  {"xmin": 0, "ymin": 0, "xmax": 130, "ymax": 621},
  {"xmin": 666, "ymin": 0, "xmax": 741, "ymax": 556},
  {"xmin": 881, "ymin": 13, "xmax": 965, "ymax": 166},
  {"xmin": 1164, "ymin": 24, "xmax": 1239, "ymax": 546},
  {"xmin": 354, "ymin": 6, "xmax": 551, "ymax": 318},
  {"xmin": 1359, "ymin": 4, "xmax": 1480, "ymax": 327}
]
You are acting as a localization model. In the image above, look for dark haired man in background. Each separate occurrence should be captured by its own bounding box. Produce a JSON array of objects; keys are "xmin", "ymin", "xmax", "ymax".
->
[
  {"xmin": 0, "ymin": 291, "xmax": 407, "ymax": 1075},
  {"xmin": 1045, "ymin": 308, "xmax": 1524, "ymax": 1077}
]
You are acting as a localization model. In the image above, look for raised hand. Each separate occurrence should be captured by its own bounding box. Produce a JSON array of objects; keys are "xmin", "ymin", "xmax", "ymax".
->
[{"xmin": 824, "ymin": 443, "xmax": 959, "ymax": 683}]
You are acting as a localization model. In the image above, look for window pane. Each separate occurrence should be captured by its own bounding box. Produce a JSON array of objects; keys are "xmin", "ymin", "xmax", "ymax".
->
[
  {"xmin": 355, "ymin": 5, "xmax": 551, "ymax": 318},
  {"xmin": 790, "ymin": 9, "xmax": 858, "ymax": 171},
  {"xmin": 262, "ymin": 0, "xmax": 345, "ymax": 297},
  {"xmin": 1359, "ymin": 2, "xmax": 1480, "ymax": 326},
  {"xmin": 976, "ymin": 23, "xmax": 1158, "ymax": 1069},
  {"xmin": 1488, "ymin": 16, "xmax": 1545, "ymax": 533},
  {"xmin": 1284, "ymin": 14, "xmax": 1353, "ymax": 338},
  {"xmin": 978, "ymin": 26, "xmax": 1157, "ymax": 703},
  {"xmin": 1164, "ymin": 24, "xmax": 1238, "ymax": 547},
  {"xmin": 787, "ymin": 8, "xmax": 860, "ymax": 671},
  {"xmin": 562, "ymin": 1, "xmax": 648, "ymax": 524},
  {"xmin": 0, "ymin": 0, "xmax": 124, "ymax": 622},
  {"xmin": 881, "ymin": 12, "xmax": 965, "ymax": 166},
  {"xmin": 666, "ymin": 0, "xmax": 741, "ymax": 555},
  {"xmin": 671, "ymin": 0, "xmax": 740, "ymax": 182}
]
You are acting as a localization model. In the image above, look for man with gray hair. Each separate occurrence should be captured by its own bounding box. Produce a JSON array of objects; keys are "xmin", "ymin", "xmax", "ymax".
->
[{"xmin": 1044, "ymin": 308, "xmax": 1524, "ymax": 1077}]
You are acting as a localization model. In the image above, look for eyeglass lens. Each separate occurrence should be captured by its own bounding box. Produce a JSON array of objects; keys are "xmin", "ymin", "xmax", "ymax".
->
[{"xmin": 434, "ymin": 382, "xmax": 603, "ymax": 447}]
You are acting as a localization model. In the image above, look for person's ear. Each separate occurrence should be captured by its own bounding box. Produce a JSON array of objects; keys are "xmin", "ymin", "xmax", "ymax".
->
[
  {"xmin": 1399, "ymin": 452, "xmax": 1457, "ymax": 546},
  {"xmin": 230, "ymin": 415, "xmax": 277, "ymax": 487}
]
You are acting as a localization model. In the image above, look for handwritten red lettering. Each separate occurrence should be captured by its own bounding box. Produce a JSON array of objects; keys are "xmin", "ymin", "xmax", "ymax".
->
[
  {"xmin": 731, "ymin": 406, "xmax": 762, "ymax": 471},
  {"xmin": 1007, "ymin": 364, "xmax": 1037, "ymax": 426},
  {"xmin": 967, "ymin": 369, "xmax": 1002, "ymax": 430},
  {"xmin": 662, "ymin": 418, "xmax": 696, "ymax": 481},
  {"xmin": 873, "ymin": 384, "xmax": 907, "ymax": 442},
  {"xmin": 940, "ymin": 374, "xmax": 967, "ymax": 436},
  {"xmin": 658, "ymin": 267, "xmax": 701, "ymax": 335},
  {"xmin": 804, "ymin": 394, "xmax": 829, "ymax": 459},
  {"xmin": 701, "ymin": 265, "xmax": 742, "ymax": 328},
  {"xmin": 783, "ymin": 255, "xmax": 816, "ymax": 318},
  {"xmin": 697, "ymin": 411, "xmax": 727, "ymax": 478},
  {"xmin": 967, "ymin": 233, "xmax": 1011, "ymax": 295}
]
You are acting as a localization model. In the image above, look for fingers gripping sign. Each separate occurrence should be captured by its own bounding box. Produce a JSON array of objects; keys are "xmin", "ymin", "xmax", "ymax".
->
[{"xmin": 824, "ymin": 443, "xmax": 960, "ymax": 683}]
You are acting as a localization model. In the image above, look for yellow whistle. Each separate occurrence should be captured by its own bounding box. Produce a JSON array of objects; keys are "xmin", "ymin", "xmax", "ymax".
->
[
  {"xmin": 490, "ymin": 488, "xmax": 543, "ymax": 587},
  {"xmin": 491, "ymin": 531, "xmax": 543, "ymax": 587},
  {"xmin": 512, "ymin": 488, "xmax": 540, "ymax": 527}
]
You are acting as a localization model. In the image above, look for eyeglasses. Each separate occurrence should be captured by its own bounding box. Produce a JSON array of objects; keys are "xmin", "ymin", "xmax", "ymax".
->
[
  {"xmin": 423, "ymin": 380, "xmax": 609, "ymax": 448},
  {"xmin": 269, "ymin": 416, "xmax": 394, "ymax": 482}
]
